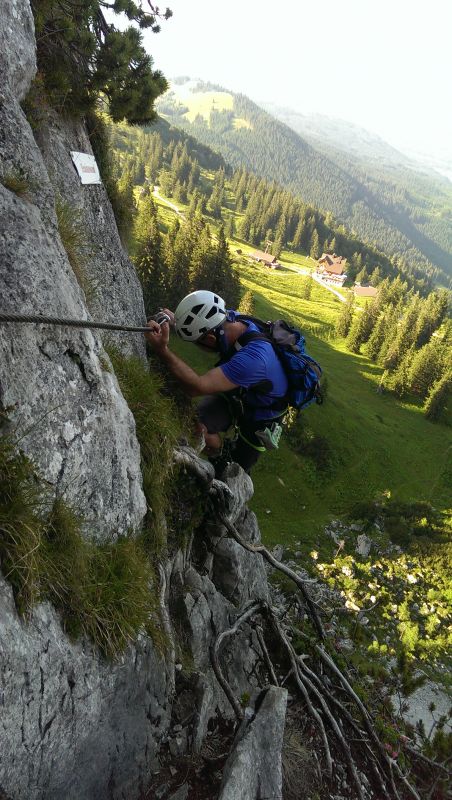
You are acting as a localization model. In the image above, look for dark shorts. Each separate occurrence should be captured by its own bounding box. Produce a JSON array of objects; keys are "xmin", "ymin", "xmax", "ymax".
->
[{"xmin": 197, "ymin": 394, "xmax": 277, "ymax": 473}]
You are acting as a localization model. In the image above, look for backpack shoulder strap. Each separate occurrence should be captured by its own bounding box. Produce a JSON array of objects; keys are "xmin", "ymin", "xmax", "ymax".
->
[{"xmin": 236, "ymin": 330, "xmax": 272, "ymax": 348}]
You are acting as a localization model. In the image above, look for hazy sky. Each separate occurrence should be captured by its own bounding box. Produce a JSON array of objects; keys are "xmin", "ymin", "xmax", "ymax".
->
[{"xmin": 141, "ymin": 0, "xmax": 452, "ymax": 161}]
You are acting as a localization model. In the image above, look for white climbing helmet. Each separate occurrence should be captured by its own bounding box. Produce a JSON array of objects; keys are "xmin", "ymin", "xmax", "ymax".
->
[{"xmin": 174, "ymin": 290, "xmax": 227, "ymax": 341}]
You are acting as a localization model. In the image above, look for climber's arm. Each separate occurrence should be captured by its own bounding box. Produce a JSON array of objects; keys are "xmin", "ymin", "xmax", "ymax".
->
[{"xmin": 145, "ymin": 321, "xmax": 237, "ymax": 397}]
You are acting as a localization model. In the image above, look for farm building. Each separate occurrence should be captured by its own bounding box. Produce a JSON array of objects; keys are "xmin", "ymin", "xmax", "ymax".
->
[
  {"xmin": 249, "ymin": 250, "xmax": 282, "ymax": 269},
  {"xmin": 354, "ymin": 285, "xmax": 378, "ymax": 298},
  {"xmin": 316, "ymin": 253, "xmax": 347, "ymax": 286}
]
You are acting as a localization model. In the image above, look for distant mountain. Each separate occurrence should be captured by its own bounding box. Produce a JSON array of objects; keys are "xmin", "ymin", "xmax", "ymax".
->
[
  {"xmin": 259, "ymin": 107, "xmax": 419, "ymax": 169},
  {"xmin": 156, "ymin": 80, "xmax": 452, "ymax": 286}
]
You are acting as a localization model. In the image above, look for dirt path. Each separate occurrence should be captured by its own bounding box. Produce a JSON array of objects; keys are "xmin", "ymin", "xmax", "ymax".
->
[{"xmin": 152, "ymin": 185, "xmax": 185, "ymax": 219}]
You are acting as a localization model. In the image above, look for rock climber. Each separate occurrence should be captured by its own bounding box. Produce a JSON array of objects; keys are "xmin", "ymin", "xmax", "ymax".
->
[{"xmin": 145, "ymin": 290, "xmax": 288, "ymax": 474}]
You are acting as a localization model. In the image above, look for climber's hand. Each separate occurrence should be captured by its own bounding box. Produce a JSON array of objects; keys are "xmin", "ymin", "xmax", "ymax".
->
[
  {"xmin": 161, "ymin": 308, "xmax": 175, "ymax": 326},
  {"xmin": 145, "ymin": 319, "xmax": 170, "ymax": 353}
]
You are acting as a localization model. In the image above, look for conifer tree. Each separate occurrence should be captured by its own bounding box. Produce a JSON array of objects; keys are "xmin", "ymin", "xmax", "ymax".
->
[
  {"xmin": 335, "ymin": 293, "xmax": 354, "ymax": 338},
  {"xmin": 384, "ymin": 296, "xmax": 421, "ymax": 371},
  {"xmin": 115, "ymin": 169, "xmax": 136, "ymax": 242},
  {"xmin": 370, "ymin": 266, "xmax": 382, "ymax": 285},
  {"xmin": 310, "ymin": 229, "xmax": 321, "ymax": 260},
  {"xmin": 424, "ymin": 371, "xmax": 451, "ymax": 422},
  {"xmin": 210, "ymin": 226, "xmax": 240, "ymax": 307},
  {"xmin": 414, "ymin": 289, "xmax": 450, "ymax": 348},
  {"xmin": 301, "ymin": 277, "xmax": 313, "ymax": 300},
  {"xmin": 224, "ymin": 215, "xmax": 235, "ymax": 240},
  {"xmin": 292, "ymin": 217, "xmax": 306, "ymax": 252},
  {"xmin": 347, "ymin": 299, "xmax": 380, "ymax": 353},
  {"xmin": 356, "ymin": 267, "xmax": 370, "ymax": 285},
  {"xmin": 208, "ymin": 184, "xmax": 224, "ymax": 219},
  {"xmin": 33, "ymin": 0, "xmax": 170, "ymax": 122},
  {"xmin": 164, "ymin": 219, "xmax": 191, "ymax": 308},
  {"xmin": 239, "ymin": 215, "xmax": 251, "ymax": 242},
  {"xmin": 188, "ymin": 225, "xmax": 213, "ymax": 289},
  {"xmin": 133, "ymin": 196, "xmax": 165, "ymax": 312},
  {"xmin": 407, "ymin": 340, "xmax": 447, "ymax": 398},
  {"xmin": 159, "ymin": 168, "xmax": 174, "ymax": 197},
  {"xmin": 367, "ymin": 305, "xmax": 398, "ymax": 362},
  {"xmin": 389, "ymin": 351, "xmax": 413, "ymax": 398},
  {"xmin": 274, "ymin": 214, "xmax": 287, "ymax": 254}
]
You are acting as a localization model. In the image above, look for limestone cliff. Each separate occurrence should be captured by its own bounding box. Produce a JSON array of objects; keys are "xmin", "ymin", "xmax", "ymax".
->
[{"xmin": 0, "ymin": 3, "xmax": 275, "ymax": 799}]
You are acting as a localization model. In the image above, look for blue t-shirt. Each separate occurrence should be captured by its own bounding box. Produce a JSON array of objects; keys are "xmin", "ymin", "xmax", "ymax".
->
[{"xmin": 219, "ymin": 317, "xmax": 288, "ymax": 420}]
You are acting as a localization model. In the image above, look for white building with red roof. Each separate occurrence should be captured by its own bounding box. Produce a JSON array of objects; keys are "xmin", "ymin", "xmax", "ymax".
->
[{"xmin": 316, "ymin": 253, "xmax": 347, "ymax": 286}]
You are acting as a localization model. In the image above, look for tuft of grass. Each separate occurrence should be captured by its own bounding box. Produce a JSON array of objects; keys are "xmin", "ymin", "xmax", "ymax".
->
[
  {"xmin": 55, "ymin": 196, "xmax": 96, "ymax": 301},
  {"xmin": 0, "ymin": 434, "xmax": 44, "ymax": 613},
  {"xmin": 107, "ymin": 349, "xmax": 184, "ymax": 555},
  {"xmin": 1, "ymin": 171, "xmax": 32, "ymax": 200},
  {"xmin": 43, "ymin": 503, "xmax": 160, "ymax": 656},
  {"xmin": 0, "ymin": 430, "xmax": 166, "ymax": 658}
]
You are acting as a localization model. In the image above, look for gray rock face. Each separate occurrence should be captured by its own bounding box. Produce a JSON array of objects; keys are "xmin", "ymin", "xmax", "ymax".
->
[
  {"xmin": 33, "ymin": 106, "xmax": 147, "ymax": 360},
  {"xmin": 220, "ymin": 462, "xmax": 254, "ymax": 524},
  {"xmin": 168, "ymin": 454, "xmax": 271, "ymax": 732},
  {"xmin": 0, "ymin": 1, "xmax": 147, "ymax": 538},
  {"xmin": 212, "ymin": 508, "xmax": 269, "ymax": 606},
  {"xmin": 356, "ymin": 533, "xmax": 372, "ymax": 557},
  {"xmin": 0, "ymin": 0, "xmax": 36, "ymax": 100},
  {"xmin": 0, "ymin": 185, "xmax": 147, "ymax": 537},
  {"xmin": 218, "ymin": 687, "xmax": 287, "ymax": 800},
  {"xmin": 0, "ymin": 575, "xmax": 172, "ymax": 800}
]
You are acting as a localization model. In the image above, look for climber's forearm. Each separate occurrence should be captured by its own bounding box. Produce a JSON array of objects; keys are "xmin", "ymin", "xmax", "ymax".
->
[
  {"xmin": 157, "ymin": 348, "xmax": 237, "ymax": 397},
  {"xmin": 158, "ymin": 348, "xmax": 203, "ymax": 396}
]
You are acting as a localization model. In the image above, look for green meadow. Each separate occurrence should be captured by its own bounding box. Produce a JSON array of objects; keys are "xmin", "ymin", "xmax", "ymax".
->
[{"xmin": 152, "ymin": 196, "xmax": 451, "ymax": 556}]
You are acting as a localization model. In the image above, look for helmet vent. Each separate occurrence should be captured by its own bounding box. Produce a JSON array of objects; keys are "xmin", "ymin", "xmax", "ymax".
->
[
  {"xmin": 183, "ymin": 314, "xmax": 194, "ymax": 325},
  {"xmin": 181, "ymin": 327, "xmax": 192, "ymax": 337},
  {"xmin": 205, "ymin": 306, "xmax": 218, "ymax": 319},
  {"xmin": 191, "ymin": 304, "xmax": 203, "ymax": 314},
  {"xmin": 213, "ymin": 296, "xmax": 219, "ymax": 303}
]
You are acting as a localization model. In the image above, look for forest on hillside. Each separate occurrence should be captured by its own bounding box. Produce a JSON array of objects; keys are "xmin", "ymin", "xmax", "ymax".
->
[
  {"xmin": 104, "ymin": 116, "xmax": 436, "ymax": 295},
  {"xmin": 157, "ymin": 85, "xmax": 452, "ymax": 289},
  {"xmin": 264, "ymin": 104, "xmax": 452, "ymax": 277}
]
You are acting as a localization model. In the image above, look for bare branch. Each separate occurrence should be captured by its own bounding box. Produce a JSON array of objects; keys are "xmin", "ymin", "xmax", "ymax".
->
[
  {"xmin": 158, "ymin": 562, "xmax": 175, "ymax": 695},
  {"xmin": 254, "ymin": 625, "xmax": 279, "ymax": 686},
  {"xmin": 215, "ymin": 507, "xmax": 325, "ymax": 640},
  {"xmin": 210, "ymin": 600, "xmax": 264, "ymax": 721},
  {"xmin": 265, "ymin": 610, "xmax": 333, "ymax": 778}
]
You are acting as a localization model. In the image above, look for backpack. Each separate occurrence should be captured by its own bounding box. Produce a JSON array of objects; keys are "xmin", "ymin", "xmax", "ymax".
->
[{"xmin": 235, "ymin": 315, "xmax": 323, "ymax": 412}]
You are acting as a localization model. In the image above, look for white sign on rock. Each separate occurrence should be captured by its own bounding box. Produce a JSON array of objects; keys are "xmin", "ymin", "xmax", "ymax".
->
[{"xmin": 70, "ymin": 151, "xmax": 102, "ymax": 185}]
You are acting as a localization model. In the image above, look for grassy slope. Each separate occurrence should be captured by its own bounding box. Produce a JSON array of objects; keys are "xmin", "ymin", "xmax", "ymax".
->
[
  {"xmin": 231, "ymin": 265, "xmax": 451, "ymax": 555},
  {"xmin": 154, "ymin": 189, "xmax": 451, "ymax": 556}
]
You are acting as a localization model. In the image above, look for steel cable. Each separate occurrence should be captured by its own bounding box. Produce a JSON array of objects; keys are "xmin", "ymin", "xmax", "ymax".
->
[{"xmin": 0, "ymin": 311, "xmax": 151, "ymax": 333}]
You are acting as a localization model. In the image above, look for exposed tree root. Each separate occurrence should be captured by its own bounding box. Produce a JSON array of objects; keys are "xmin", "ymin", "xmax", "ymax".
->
[
  {"xmin": 213, "ymin": 503, "xmax": 325, "ymax": 639},
  {"xmin": 158, "ymin": 562, "xmax": 176, "ymax": 694},
  {"xmin": 254, "ymin": 624, "xmax": 279, "ymax": 687},
  {"xmin": 210, "ymin": 598, "xmax": 426, "ymax": 800},
  {"xmin": 210, "ymin": 600, "xmax": 263, "ymax": 721}
]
